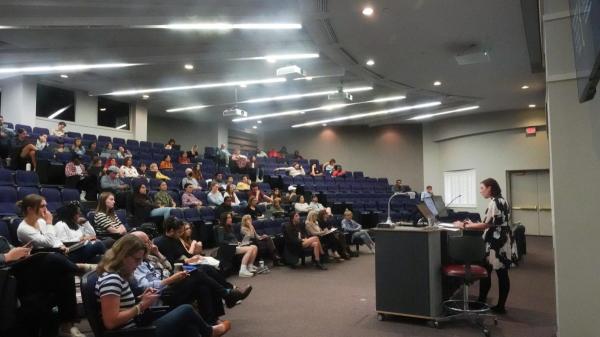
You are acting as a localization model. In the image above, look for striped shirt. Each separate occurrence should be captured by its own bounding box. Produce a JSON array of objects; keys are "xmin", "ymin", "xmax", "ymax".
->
[
  {"xmin": 95, "ymin": 272, "xmax": 136, "ymax": 330},
  {"xmin": 94, "ymin": 211, "xmax": 124, "ymax": 234}
]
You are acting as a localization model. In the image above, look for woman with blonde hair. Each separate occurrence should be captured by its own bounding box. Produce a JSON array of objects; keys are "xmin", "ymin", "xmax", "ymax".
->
[
  {"xmin": 219, "ymin": 213, "xmax": 258, "ymax": 277},
  {"xmin": 305, "ymin": 211, "xmax": 345, "ymax": 261},
  {"xmin": 240, "ymin": 215, "xmax": 282, "ymax": 266},
  {"xmin": 96, "ymin": 234, "xmax": 231, "ymax": 336}
]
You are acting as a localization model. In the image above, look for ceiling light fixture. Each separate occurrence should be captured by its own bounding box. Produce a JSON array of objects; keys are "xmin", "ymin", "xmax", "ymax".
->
[
  {"xmin": 252, "ymin": 125, "xmax": 258, "ymax": 129},
  {"xmin": 60, "ymin": 74, "xmax": 69, "ymax": 79},
  {"xmin": 521, "ymin": 85, "xmax": 530, "ymax": 89},
  {"xmin": 239, "ymin": 84, "xmax": 247, "ymax": 88},
  {"xmin": 48, "ymin": 105, "xmax": 72, "ymax": 119},
  {"xmin": 166, "ymin": 105, "xmax": 209, "ymax": 113},
  {"xmin": 322, "ymin": 123, "xmax": 328, "ymax": 127},
  {"xmin": 529, "ymin": 104, "xmax": 536, "ymax": 108},
  {"xmin": 99, "ymin": 108, "xmax": 107, "ymax": 112},
  {"xmin": 433, "ymin": 81, "xmax": 442, "ymax": 86},
  {"xmin": 408, "ymin": 105, "xmax": 480, "ymax": 120},
  {"xmin": 0, "ymin": 62, "xmax": 141, "ymax": 75},
  {"xmin": 362, "ymin": 7, "xmax": 374, "ymax": 16},
  {"xmin": 366, "ymin": 59, "xmax": 375, "ymax": 66},
  {"xmin": 233, "ymin": 94, "xmax": 405, "ymax": 122},
  {"xmin": 146, "ymin": 23, "xmax": 302, "ymax": 30},
  {"xmin": 257, "ymin": 120, "xmax": 262, "ymax": 124},
  {"xmin": 184, "ymin": 64, "xmax": 194, "ymax": 70},
  {"xmin": 106, "ymin": 77, "xmax": 286, "ymax": 96},
  {"xmin": 291, "ymin": 101, "xmax": 441, "ymax": 128},
  {"xmin": 239, "ymin": 53, "xmax": 319, "ymax": 62},
  {"xmin": 142, "ymin": 95, "xmax": 150, "ymax": 100},
  {"xmin": 116, "ymin": 124, "xmax": 128, "ymax": 130},
  {"xmin": 241, "ymin": 86, "xmax": 373, "ymax": 104}
]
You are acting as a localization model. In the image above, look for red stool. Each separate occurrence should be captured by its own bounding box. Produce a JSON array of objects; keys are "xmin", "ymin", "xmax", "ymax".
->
[{"xmin": 434, "ymin": 235, "xmax": 497, "ymax": 336}]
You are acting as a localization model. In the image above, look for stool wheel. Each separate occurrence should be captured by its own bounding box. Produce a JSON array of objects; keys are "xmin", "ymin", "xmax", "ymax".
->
[{"xmin": 377, "ymin": 313, "xmax": 385, "ymax": 321}]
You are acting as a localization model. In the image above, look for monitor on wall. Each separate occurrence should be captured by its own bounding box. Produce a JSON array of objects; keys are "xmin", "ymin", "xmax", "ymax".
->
[{"xmin": 570, "ymin": 0, "xmax": 600, "ymax": 102}]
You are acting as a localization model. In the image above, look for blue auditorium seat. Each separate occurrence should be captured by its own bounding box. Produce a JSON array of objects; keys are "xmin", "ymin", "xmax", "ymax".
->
[
  {"xmin": 82, "ymin": 133, "xmax": 97, "ymax": 142},
  {"xmin": 15, "ymin": 124, "xmax": 32, "ymax": 133},
  {"xmin": 61, "ymin": 188, "xmax": 80, "ymax": 203},
  {"xmin": 0, "ymin": 169, "xmax": 14, "ymax": 186},
  {"xmin": 15, "ymin": 170, "xmax": 40, "ymax": 187},
  {"xmin": 98, "ymin": 135, "xmax": 112, "ymax": 143},
  {"xmin": 41, "ymin": 188, "xmax": 62, "ymax": 212},
  {"xmin": 0, "ymin": 187, "xmax": 18, "ymax": 216},
  {"xmin": 112, "ymin": 137, "xmax": 125, "ymax": 145},
  {"xmin": 33, "ymin": 127, "xmax": 50, "ymax": 135},
  {"xmin": 17, "ymin": 186, "xmax": 40, "ymax": 201}
]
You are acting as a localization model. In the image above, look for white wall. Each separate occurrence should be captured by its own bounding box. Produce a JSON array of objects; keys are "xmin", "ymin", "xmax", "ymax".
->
[
  {"xmin": 543, "ymin": 0, "xmax": 600, "ymax": 335},
  {"xmin": 0, "ymin": 76, "xmax": 37, "ymax": 125},
  {"xmin": 147, "ymin": 116, "xmax": 219, "ymax": 152},
  {"xmin": 422, "ymin": 109, "xmax": 550, "ymax": 215},
  {"xmin": 260, "ymin": 124, "xmax": 424, "ymax": 187}
]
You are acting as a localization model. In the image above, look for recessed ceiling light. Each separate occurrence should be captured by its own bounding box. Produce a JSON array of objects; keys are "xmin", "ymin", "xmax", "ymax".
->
[
  {"xmin": 60, "ymin": 74, "xmax": 69, "ymax": 79},
  {"xmin": 291, "ymin": 101, "xmax": 442, "ymax": 128},
  {"xmin": 521, "ymin": 85, "xmax": 530, "ymax": 89},
  {"xmin": 322, "ymin": 123, "xmax": 328, "ymax": 127},
  {"xmin": 240, "ymin": 53, "xmax": 319, "ymax": 63},
  {"xmin": 239, "ymin": 84, "xmax": 247, "ymax": 88},
  {"xmin": 0, "ymin": 62, "xmax": 140, "ymax": 75},
  {"xmin": 99, "ymin": 108, "xmax": 106, "ymax": 112},
  {"xmin": 433, "ymin": 81, "xmax": 442, "ymax": 86},
  {"xmin": 233, "ymin": 94, "xmax": 405, "ymax": 122},
  {"xmin": 106, "ymin": 77, "xmax": 286, "ymax": 96},
  {"xmin": 252, "ymin": 125, "xmax": 258, "ymax": 129},
  {"xmin": 366, "ymin": 59, "xmax": 375, "ymax": 66},
  {"xmin": 142, "ymin": 95, "xmax": 150, "ymax": 100},
  {"xmin": 305, "ymin": 77, "xmax": 313, "ymax": 81},
  {"xmin": 529, "ymin": 104, "xmax": 536, "ymax": 108},
  {"xmin": 184, "ymin": 64, "xmax": 194, "ymax": 70},
  {"xmin": 146, "ymin": 23, "xmax": 302, "ymax": 31},
  {"xmin": 257, "ymin": 120, "xmax": 262, "ymax": 124},
  {"xmin": 408, "ymin": 106, "xmax": 480, "ymax": 120},
  {"xmin": 362, "ymin": 7, "xmax": 374, "ymax": 16}
]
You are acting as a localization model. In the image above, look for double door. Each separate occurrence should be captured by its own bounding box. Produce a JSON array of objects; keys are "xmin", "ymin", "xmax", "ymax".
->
[{"xmin": 508, "ymin": 170, "xmax": 552, "ymax": 236}]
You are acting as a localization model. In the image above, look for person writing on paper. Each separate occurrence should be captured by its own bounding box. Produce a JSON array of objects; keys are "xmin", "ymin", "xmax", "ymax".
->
[
  {"xmin": 305, "ymin": 211, "xmax": 346, "ymax": 261},
  {"xmin": 96, "ymin": 234, "xmax": 231, "ymax": 337},
  {"xmin": 284, "ymin": 212, "xmax": 327, "ymax": 270},
  {"xmin": 453, "ymin": 178, "xmax": 516, "ymax": 314},
  {"xmin": 240, "ymin": 215, "xmax": 282, "ymax": 266},
  {"xmin": 130, "ymin": 231, "xmax": 251, "ymax": 325}
]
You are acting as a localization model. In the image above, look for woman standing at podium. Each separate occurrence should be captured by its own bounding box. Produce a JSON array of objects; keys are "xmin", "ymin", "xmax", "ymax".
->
[{"xmin": 455, "ymin": 178, "xmax": 515, "ymax": 314}]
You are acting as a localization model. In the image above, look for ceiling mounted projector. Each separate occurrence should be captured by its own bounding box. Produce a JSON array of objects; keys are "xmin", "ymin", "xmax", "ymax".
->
[
  {"xmin": 276, "ymin": 65, "xmax": 306, "ymax": 79},
  {"xmin": 327, "ymin": 86, "xmax": 353, "ymax": 103},
  {"xmin": 223, "ymin": 107, "xmax": 248, "ymax": 117},
  {"xmin": 455, "ymin": 47, "xmax": 491, "ymax": 65}
]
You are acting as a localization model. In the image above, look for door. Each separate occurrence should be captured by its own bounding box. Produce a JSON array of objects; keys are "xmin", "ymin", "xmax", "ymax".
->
[{"xmin": 509, "ymin": 170, "xmax": 552, "ymax": 236}]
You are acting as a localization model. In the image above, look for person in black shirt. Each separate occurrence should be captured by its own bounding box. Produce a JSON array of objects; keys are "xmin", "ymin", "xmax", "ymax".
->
[
  {"xmin": 284, "ymin": 212, "xmax": 327, "ymax": 270},
  {"xmin": 245, "ymin": 196, "xmax": 263, "ymax": 220},
  {"xmin": 215, "ymin": 196, "xmax": 236, "ymax": 222},
  {"xmin": 10, "ymin": 128, "xmax": 37, "ymax": 170}
]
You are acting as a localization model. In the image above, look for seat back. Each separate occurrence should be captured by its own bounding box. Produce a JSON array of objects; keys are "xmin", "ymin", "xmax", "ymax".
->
[
  {"xmin": 447, "ymin": 235, "xmax": 486, "ymax": 265},
  {"xmin": 81, "ymin": 271, "xmax": 106, "ymax": 337},
  {"xmin": 15, "ymin": 171, "xmax": 40, "ymax": 187}
]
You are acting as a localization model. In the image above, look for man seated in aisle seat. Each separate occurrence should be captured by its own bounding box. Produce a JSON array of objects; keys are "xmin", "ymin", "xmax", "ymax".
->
[
  {"xmin": 181, "ymin": 168, "xmax": 201, "ymax": 190},
  {"xmin": 10, "ymin": 128, "xmax": 37, "ymax": 170},
  {"xmin": 248, "ymin": 182, "xmax": 273, "ymax": 204},
  {"xmin": 52, "ymin": 121, "xmax": 67, "ymax": 137},
  {"xmin": 182, "ymin": 183, "xmax": 203, "ymax": 208},
  {"xmin": 101, "ymin": 166, "xmax": 129, "ymax": 194},
  {"xmin": 274, "ymin": 162, "xmax": 306, "ymax": 177},
  {"xmin": 392, "ymin": 179, "xmax": 412, "ymax": 193}
]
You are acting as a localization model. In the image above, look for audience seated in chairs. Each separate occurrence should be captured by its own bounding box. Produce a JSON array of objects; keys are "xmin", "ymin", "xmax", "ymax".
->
[
  {"xmin": 54, "ymin": 202, "xmax": 107, "ymax": 263},
  {"xmin": 216, "ymin": 144, "xmax": 230, "ymax": 168},
  {"xmin": 236, "ymin": 175, "xmax": 251, "ymax": 192},
  {"xmin": 265, "ymin": 197, "xmax": 286, "ymax": 219},
  {"xmin": 283, "ymin": 212, "xmax": 326, "ymax": 270},
  {"xmin": 215, "ymin": 197, "xmax": 238, "ymax": 223},
  {"xmin": 72, "ymin": 138, "xmax": 85, "ymax": 156},
  {"xmin": 0, "ymin": 234, "xmax": 85, "ymax": 337},
  {"xmin": 322, "ymin": 158, "xmax": 336, "ymax": 175},
  {"xmin": 305, "ymin": 210, "xmax": 347, "ymax": 261},
  {"xmin": 331, "ymin": 164, "xmax": 347, "ymax": 178},
  {"xmin": 207, "ymin": 182, "xmax": 224, "ymax": 206},
  {"xmin": 224, "ymin": 183, "xmax": 245, "ymax": 207},
  {"xmin": 119, "ymin": 157, "xmax": 139, "ymax": 178},
  {"xmin": 133, "ymin": 182, "xmax": 173, "ymax": 221},
  {"xmin": 95, "ymin": 234, "xmax": 231, "ymax": 337},
  {"xmin": 164, "ymin": 138, "xmax": 176, "ymax": 150},
  {"xmin": 392, "ymin": 179, "xmax": 412, "ymax": 193},
  {"xmin": 102, "ymin": 157, "xmax": 117, "ymax": 173},
  {"xmin": 85, "ymin": 157, "xmax": 104, "ymax": 201},
  {"xmin": 245, "ymin": 196, "xmax": 264, "ymax": 220},
  {"xmin": 294, "ymin": 195, "xmax": 310, "ymax": 214},
  {"xmin": 240, "ymin": 214, "xmax": 282, "ymax": 266},
  {"xmin": 188, "ymin": 144, "xmax": 200, "ymax": 161},
  {"xmin": 65, "ymin": 154, "xmax": 96, "ymax": 201},
  {"xmin": 274, "ymin": 162, "xmax": 305, "ymax": 177},
  {"xmin": 36, "ymin": 133, "xmax": 50, "ymax": 152},
  {"xmin": 248, "ymin": 182, "xmax": 272, "ymax": 204},
  {"xmin": 130, "ymin": 231, "xmax": 251, "ymax": 326},
  {"xmin": 180, "ymin": 222, "xmax": 203, "ymax": 255},
  {"xmin": 116, "ymin": 146, "xmax": 131, "ymax": 159},
  {"xmin": 341, "ymin": 209, "xmax": 375, "ymax": 253},
  {"xmin": 10, "ymin": 128, "xmax": 37, "ymax": 170},
  {"xmin": 94, "ymin": 192, "xmax": 127, "ymax": 237},
  {"xmin": 52, "ymin": 121, "xmax": 67, "ymax": 137},
  {"xmin": 178, "ymin": 151, "xmax": 190, "ymax": 164},
  {"xmin": 308, "ymin": 195, "xmax": 330, "ymax": 214},
  {"xmin": 218, "ymin": 212, "xmax": 258, "ymax": 278},
  {"xmin": 0, "ymin": 115, "xmax": 13, "ymax": 160},
  {"xmin": 159, "ymin": 155, "xmax": 173, "ymax": 171},
  {"xmin": 230, "ymin": 148, "xmax": 249, "ymax": 174},
  {"xmin": 255, "ymin": 147, "xmax": 267, "ymax": 158},
  {"xmin": 149, "ymin": 162, "xmax": 171, "ymax": 181},
  {"xmin": 85, "ymin": 141, "xmax": 99, "ymax": 157},
  {"xmin": 310, "ymin": 163, "xmax": 323, "ymax": 177},
  {"xmin": 154, "ymin": 181, "xmax": 177, "ymax": 208},
  {"xmin": 182, "ymin": 183, "xmax": 203, "ymax": 208}
]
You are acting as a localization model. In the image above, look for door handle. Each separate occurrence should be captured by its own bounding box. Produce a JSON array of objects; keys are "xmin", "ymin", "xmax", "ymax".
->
[{"xmin": 512, "ymin": 206, "xmax": 537, "ymax": 211}]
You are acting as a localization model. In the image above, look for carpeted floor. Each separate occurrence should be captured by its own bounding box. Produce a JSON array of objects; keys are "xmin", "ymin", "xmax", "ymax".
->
[
  {"xmin": 222, "ymin": 236, "xmax": 556, "ymax": 337},
  {"xmin": 78, "ymin": 236, "xmax": 556, "ymax": 337}
]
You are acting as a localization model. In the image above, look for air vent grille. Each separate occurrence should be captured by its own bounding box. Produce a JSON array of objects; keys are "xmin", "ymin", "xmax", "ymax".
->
[
  {"xmin": 315, "ymin": 0, "xmax": 328, "ymax": 12},
  {"xmin": 339, "ymin": 47, "xmax": 358, "ymax": 64},
  {"xmin": 321, "ymin": 18, "xmax": 338, "ymax": 43}
]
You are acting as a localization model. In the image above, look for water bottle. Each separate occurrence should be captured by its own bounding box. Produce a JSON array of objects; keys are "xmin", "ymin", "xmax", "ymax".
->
[{"xmin": 25, "ymin": 163, "xmax": 31, "ymax": 171}]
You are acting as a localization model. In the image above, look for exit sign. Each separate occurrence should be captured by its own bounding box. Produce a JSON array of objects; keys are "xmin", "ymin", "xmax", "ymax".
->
[{"xmin": 526, "ymin": 126, "xmax": 537, "ymax": 136}]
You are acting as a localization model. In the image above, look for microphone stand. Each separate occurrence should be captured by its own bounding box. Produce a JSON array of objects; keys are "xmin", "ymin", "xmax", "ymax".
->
[
  {"xmin": 445, "ymin": 194, "xmax": 463, "ymax": 208},
  {"xmin": 384, "ymin": 192, "xmax": 409, "ymax": 225}
]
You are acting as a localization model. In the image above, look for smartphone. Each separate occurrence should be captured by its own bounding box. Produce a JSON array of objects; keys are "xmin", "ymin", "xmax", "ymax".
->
[{"xmin": 23, "ymin": 241, "xmax": 33, "ymax": 248}]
